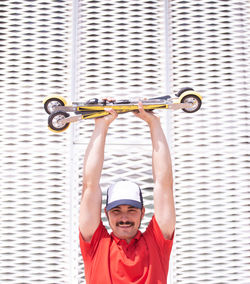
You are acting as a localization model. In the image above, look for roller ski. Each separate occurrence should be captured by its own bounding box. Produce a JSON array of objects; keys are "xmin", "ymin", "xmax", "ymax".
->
[{"xmin": 43, "ymin": 87, "xmax": 202, "ymax": 133}]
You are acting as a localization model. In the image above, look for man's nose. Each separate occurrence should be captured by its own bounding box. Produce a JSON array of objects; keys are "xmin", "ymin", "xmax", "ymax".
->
[{"xmin": 119, "ymin": 213, "xmax": 129, "ymax": 222}]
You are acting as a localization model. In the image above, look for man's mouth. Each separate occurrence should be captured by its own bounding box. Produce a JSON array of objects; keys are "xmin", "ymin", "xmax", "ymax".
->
[{"xmin": 116, "ymin": 221, "xmax": 134, "ymax": 228}]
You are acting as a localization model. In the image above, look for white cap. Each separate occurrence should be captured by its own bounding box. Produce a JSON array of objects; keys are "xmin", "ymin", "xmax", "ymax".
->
[{"xmin": 106, "ymin": 180, "xmax": 143, "ymax": 211}]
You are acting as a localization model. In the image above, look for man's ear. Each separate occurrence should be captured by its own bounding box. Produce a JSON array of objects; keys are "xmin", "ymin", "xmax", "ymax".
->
[
  {"xmin": 104, "ymin": 207, "xmax": 108, "ymax": 217},
  {"xmin": 141, "ymin": 206, "xmax": 145, "ymax": 219}
]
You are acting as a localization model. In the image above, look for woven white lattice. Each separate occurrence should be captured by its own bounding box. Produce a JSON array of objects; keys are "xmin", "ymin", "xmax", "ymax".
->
[
  {"xmin": 169, "ymin": 0, "xmax": 250, "ymax": 283},
  {"xmin": 1, "ymin": 0, "xmax": 249, "ymax": 284},
  {"xmin": 0, "ymin": 1, "xmax": 73, "ymax": 283}
]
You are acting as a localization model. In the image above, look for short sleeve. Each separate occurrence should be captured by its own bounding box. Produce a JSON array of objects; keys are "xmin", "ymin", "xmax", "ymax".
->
[
  {"xmin": 144, "ymin": 215, "xmax": 174, "ymax": 261},
  {"xmin": 79, "ymin": 221, "xmax": 109, "ymax": 262}
]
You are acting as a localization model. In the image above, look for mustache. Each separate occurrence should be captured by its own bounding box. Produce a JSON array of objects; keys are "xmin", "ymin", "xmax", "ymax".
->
[{"xmin": 116, "ymin": 221, "xmax": 134, "ymax": 226}]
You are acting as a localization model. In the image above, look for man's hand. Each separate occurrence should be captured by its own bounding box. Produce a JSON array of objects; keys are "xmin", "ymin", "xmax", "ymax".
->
[
  {"xmin": 95, "ymin": 107, "xmax": 118, "ymax": 128},
  {"xmin": 133, "ymin": 101, "xmax": 160, "ymax": 126},
  {"xmin": 95, "ymin": 97, "xmax": 118, "ymax": 128}
]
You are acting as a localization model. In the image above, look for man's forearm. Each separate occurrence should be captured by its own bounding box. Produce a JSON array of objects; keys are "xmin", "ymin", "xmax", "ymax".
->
[
  {"xmin": 83, "ymin": 123, "xmax": 109, "ymax": 189},
  {"xmin": 148, "ymin": 119, "xmax": 173, "ymax": 187}
]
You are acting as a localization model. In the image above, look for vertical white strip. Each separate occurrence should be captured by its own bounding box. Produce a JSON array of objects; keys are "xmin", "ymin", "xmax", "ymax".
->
[
  {"xmin": 164, "ymin": 1, "xmax": 174, "ymax": 284},
  {"xmin": 68, "ymin": 0, "xmax": 79, "ymax": 283}
]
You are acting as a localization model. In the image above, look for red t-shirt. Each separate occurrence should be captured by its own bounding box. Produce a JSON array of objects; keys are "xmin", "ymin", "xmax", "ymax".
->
[{"xmin": 79, "ymin": 216, "xmax": 174, "ymax": 284}]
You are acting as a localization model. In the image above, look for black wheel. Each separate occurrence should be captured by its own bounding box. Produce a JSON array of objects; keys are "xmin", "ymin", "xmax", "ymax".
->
[
  {"xmin": 44, "ymin": 98, "xmax": 65, "ymax": 114},
  {"xmin": 48, "ymin": 111, "xmax": 70, "ymax": 132},
  {"xmin": 181, "ymin": 94, "xmax": 202, "ymax": 113},
  {"xmin": 176, "ymin": 87, "xmax": 194, "ymax": 97}
]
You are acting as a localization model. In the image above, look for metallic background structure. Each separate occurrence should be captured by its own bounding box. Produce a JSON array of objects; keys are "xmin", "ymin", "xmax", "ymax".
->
[{"xmin": 1, "ymin": 0, "xmax": 249, "ymax": 283}]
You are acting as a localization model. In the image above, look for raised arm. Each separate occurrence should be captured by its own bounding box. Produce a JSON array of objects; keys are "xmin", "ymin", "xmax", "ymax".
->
[
  {"xmin": 134, "ymin": 102, "xmax": 176, "ymax": 239},
  {"xmin": 79, "ymin": 109, "xmax": 117, "ymax": 242}
]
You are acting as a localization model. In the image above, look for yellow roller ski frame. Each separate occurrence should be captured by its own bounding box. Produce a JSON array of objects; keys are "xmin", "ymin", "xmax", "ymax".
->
[{"xmin": 43, "ymin": 88, "xmax": 202, "ymax": 132}]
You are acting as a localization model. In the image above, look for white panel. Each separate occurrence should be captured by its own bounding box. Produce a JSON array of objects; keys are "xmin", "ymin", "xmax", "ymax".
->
[
  {"xmin": 169, "ymin": 0, "xmax": 250, "ymax": 283},
  {"xmin": 0, "ymin": 1, "xmax": 73, "ymax": 283},
  {"xmin": 2, "ymin": 0, "xmax": 249, "ymax": 284}
]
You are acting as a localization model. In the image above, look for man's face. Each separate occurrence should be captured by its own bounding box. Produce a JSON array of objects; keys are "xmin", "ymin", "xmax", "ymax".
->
[{"xmin": 106, "ymin": 205, "xmax": 145, "ymax": 243}]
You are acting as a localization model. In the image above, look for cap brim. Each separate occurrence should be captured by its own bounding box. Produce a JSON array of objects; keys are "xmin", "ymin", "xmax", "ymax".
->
[{"xmin": 106, "ymin": 199, "xmax": 143, "ymax": 211}]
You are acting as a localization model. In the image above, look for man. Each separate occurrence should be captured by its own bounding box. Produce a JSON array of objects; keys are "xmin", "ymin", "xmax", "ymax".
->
[{"xmin": 79, "ymin": 102, "xmax": 176, "ymax": 284}]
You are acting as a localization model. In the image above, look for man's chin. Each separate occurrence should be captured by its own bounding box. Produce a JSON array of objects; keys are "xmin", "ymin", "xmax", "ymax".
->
[{"xmin": 115, "ymin": 227, "xmax": 136, "ymax": 239}]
